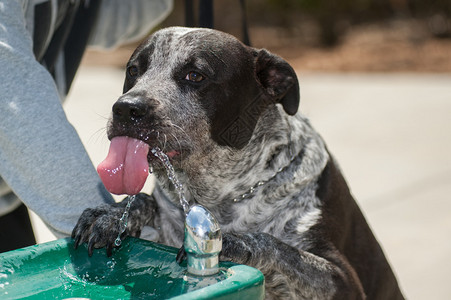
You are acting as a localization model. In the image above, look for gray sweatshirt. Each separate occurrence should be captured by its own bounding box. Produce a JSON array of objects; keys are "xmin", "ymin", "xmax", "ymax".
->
[{"xmin": 0, "ymin": 0, "xmax": 173, "ymax": 237}]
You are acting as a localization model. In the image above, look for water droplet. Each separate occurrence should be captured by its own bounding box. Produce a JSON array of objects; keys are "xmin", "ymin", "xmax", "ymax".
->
[{"xmin": 106, "ymin": 260, "xmax": 116, "ymax": 269}]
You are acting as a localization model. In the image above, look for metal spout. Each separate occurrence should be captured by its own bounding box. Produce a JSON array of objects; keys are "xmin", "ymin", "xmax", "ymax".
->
[{"xmin": 184, "ymin": 205, "xmax": 222, "ymax": 276}]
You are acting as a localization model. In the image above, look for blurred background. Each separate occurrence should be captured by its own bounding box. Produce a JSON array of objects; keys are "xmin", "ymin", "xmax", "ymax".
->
[
  {"xmin": 32, "ymin": 1, "xmax": 451, "ymax": 299},
  {"xmin": 85, "ymin": 0, "xmax": 451, "ymax": 72}
]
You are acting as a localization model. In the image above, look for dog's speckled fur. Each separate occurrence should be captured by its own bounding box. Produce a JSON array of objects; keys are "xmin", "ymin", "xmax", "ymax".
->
[{"xmin": 72, "ymin": 27, "xmax": 404, "ymax": 299}]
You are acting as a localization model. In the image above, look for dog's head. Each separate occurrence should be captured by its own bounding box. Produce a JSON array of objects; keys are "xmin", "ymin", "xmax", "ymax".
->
[{"xmin": 108, "ymin": 27, "xmax": 299, "ymax": 169}]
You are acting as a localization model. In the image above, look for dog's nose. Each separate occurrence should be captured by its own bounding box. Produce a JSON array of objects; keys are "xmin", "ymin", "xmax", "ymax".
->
[{"xmin": 113, "ymin": 95, "xmax": 149, "ymax": 122}]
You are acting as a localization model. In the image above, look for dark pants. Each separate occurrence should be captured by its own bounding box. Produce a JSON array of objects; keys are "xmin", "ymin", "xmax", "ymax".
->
[{"xmin": 0, "ymin": 204, "xmax": 36, "ymax": 253}]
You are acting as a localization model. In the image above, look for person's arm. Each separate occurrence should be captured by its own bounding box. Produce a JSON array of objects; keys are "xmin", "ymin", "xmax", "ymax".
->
[
  {"xmin": 0, "ymin": 0, "xmax": 114, "ymax": 237},
  {"xmin": 89, "ymin": 0, "xmax": 173, "ymax": 49}
]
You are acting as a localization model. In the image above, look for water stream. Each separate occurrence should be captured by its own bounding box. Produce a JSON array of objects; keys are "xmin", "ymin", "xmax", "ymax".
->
[
  {"xmin": 114, "ymin": 195, "xmax": 136, "ymax": 247},
  {"xmin": 114, "ymin": 147, "xmax": 190, "ymax": 247},
  {"xmin": 151, "ymin": 147, "xmax": 190, "ymax": 215}
]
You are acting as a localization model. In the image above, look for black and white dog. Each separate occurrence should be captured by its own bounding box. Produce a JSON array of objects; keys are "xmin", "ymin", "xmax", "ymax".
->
[{"xmin": 72, "ymin": 27, "xmax": 404, "ymax": 299}]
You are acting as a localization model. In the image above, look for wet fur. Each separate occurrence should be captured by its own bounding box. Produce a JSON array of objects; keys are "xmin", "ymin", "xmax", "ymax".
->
[{"xmin": 72, "ymin": 27, "xmax": 404, "ymax": 299}]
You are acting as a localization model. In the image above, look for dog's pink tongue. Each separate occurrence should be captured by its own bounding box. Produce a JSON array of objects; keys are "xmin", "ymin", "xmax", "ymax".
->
[{"xmin": 97, "ymin": 136, "xmax": 149, "ymax": 195}]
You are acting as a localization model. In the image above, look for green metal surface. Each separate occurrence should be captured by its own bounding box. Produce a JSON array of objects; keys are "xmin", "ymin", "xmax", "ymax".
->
[{"xmin": 0, "ymin": 237, "xmax": 264, "ymax": 299}]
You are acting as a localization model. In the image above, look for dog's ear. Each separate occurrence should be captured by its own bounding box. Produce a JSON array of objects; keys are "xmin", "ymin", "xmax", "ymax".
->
[{"xmin": 255, "ymin": 49, "xmax": 300, "ymax": 115}]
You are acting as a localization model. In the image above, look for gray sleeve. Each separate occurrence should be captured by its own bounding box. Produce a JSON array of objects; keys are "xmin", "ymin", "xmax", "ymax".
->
[
  {"xmin": 89, "ymin": 0, "xmax": 173, "ymax": 49},
  {"xmin": 0, "ymin": 0, "xmax": 114, "ymax": 237}
]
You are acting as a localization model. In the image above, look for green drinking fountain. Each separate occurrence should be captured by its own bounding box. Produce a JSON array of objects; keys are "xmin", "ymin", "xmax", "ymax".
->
[{"xmin": 0, "ymin": 205, "xmax": 264, "ymax": 299}]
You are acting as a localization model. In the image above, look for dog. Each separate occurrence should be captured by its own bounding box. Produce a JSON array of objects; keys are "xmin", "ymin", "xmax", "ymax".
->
[{"xmin": 72, "ymin": 27, "xmax": 404, "ymax": 299}]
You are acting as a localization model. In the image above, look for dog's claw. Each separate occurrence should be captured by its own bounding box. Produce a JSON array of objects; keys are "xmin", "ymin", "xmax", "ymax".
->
[
  {"xmin": 176, "ymin": 246, "xmax": 187, "ymax": 264},
  {"xmin": 87, "ymin": 235, "xmax": 99, "ymax": 257},
  {"xmin": 106, "ymin": 243, "xmax": 114, "ymax": 257},
  {"xmin": 73, "ymin": 235, "xmax": 81, "ymax": 250}
]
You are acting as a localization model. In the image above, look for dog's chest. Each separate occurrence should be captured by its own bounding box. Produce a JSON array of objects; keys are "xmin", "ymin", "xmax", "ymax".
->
[{"xmin": 220, "ymin": 180, "xmax": 322, "ymax": 245}]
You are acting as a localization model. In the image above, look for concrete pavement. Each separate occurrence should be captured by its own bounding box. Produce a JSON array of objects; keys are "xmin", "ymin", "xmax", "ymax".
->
[{"xmin": 30, "ymin": 66, "xmax": 451, "ymax": 299}]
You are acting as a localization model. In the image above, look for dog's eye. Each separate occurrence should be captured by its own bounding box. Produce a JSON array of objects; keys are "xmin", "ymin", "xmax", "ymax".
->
[
  {"xmin": 127, "ymin": 66, "xmax": 139, "ymax": 77},
  {"xmin": 185, "ymin": 71, "xmax": 204, "ymax": 82}
]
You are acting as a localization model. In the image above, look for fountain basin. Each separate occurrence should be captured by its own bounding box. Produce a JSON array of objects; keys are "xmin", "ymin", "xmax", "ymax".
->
[{"xmin": 0, "ymin": 237, "xmax": 264, "ymax": 299}]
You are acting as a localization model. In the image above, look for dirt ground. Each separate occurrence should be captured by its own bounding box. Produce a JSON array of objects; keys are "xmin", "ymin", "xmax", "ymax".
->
[
  {"xmin": 82, "ymin": 20, "xmax": 451, "ymax": 73},
  {"xmin": 279, "ymin": 21, "xmax": 451, "ymax": 73}
]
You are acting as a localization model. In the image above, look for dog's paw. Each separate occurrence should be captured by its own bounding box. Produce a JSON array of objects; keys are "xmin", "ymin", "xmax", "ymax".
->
[
  {"xmin": 71, "ymin": 193, "xmax": 157, "ymax": 256},
  {"xmin": 220, "ymin": 233, "xmax": 253, "ymax": 265},
  {"xmin": 71, "ymin": 204, "xmax": 128, "ymax": 256},
  {"xmin": 220, "ymin": 232, "xmax": 278, "ymax": 266}
]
